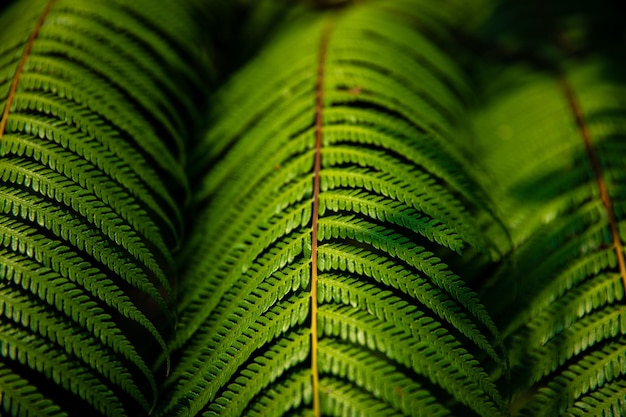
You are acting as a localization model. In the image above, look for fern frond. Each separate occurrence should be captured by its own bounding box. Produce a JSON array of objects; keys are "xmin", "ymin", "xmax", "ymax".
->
[
  {"xmin": 162, "ymin": 2, "xmax": 507, "ymax": 416},
  {"xmin": 475, "ymin": 57, "xmax": 626, "ymax": 416},
  {"xmin": 0, "ymin": 247, "xmax": 158, "ymax": 404},
  {"xmin": 557, "ymin": 378, "xmax": 626, "ymax": 417},
  {"xmin": 164, "ymin": 291, "xmax": 310, "ymax": 416},
  {"xmin": 319, "ymin": 188, "xmax": 464, "ymax": 251},
  {"xmin": 318, "ymin": 338, "xmax": 453, "ymax": 417},
  {"xmin": 0, "ymin": 208, "xmax": 169, "ymax": 353},
  {"xmin": 245, "ymin": 368, "xmax": 312, "ymax": 417},
  {"xmin": 0, "ymin": 283, "xmax": 152, "ymax": 411},
  {"xmin": 318, "ymin": 376, "xmax": 398, "ymax": 417},
  {"xmin": 318, "ymin": 303, "xmax": 506, "ymax": 417},
  {"xmin": 0, "ymin": 152, "xmax": 171, "ymax": 261},
  {"xmin": 0, "ymin": 133, "xmax": 176, "ymax": 252},
  {"xmin": 0, "ymin": 320, "xmax": 125, "ymax": 416},
  {"xmin": 204, "ymin": 329, "xmax": 311, "ymax": 417},
  {"xmin": 0, "ymin": 184, "xmax": 171, "ymax": 304},
  {"xmin": 317, "ymin": 243, "xmax": 502, "ymax": 369},
  {"xmin": 517, "ymin": 337, "xmax": 626, "ymax": 417},
  {"xmin": 0, "ymin": 0, "xmax": 215, "ymax": 414},
  {"xmin": 0, "ymin": 361, "xmax": 66, "ymax": 417}
]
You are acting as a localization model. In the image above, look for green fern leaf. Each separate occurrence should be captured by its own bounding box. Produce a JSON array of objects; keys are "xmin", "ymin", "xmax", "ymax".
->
[
  {"xmin": 0, "ymin": 247, "xmax": 158, "ymax": 404},
  {"xmin": 0, "ymin": 361, "xmax": 66, "ymax": 417},
  {"xmin": 0, "ymin": 133, "xmax": 177, "ymax": 252},
  {"xmin": 0, "ymin": 320, "xmax": 125, "ymax": 416},
  {"xmin": 0, "ymin": 283, "xmax": 152, "ymax": 411},
  {"xmin": 475, "ymin": 58, "xmax": 626, "ymax": 416},
  {"xmin": 0, "ymin": 0, "xmax": 215, "ymax": 414},
  {"xmin": 161, "ymin": 2, "xmax": 508, "ymax": 416}
]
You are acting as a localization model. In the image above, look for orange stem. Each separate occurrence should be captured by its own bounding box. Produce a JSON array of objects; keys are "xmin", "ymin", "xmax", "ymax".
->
[
  {"xmin": 0, "ymin": 0, "xmax": 56, "ymax": 142},
  {"xmin": 311, "ymin": 18, "xmax": 334, "ymax": 417},
  {"xmin": 560, "ymin": 77, "xmax": 626, "ymax": 291}
]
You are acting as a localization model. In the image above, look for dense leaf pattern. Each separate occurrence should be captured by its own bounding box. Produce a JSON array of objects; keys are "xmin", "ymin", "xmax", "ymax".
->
[
  {"xmin": 161, "ymin": 2, "xmax": 507, "ymax": 416},
  {"xmin": 475, "ymin": 60, "xmax": 626, "ymax": 416},
  {"xmin": 0, "ymin": 0, "xmax": 212, "ymax": 415},
  {"xmin": 1, "ymin": 0, "xmax": 624, "ymax": 416}
]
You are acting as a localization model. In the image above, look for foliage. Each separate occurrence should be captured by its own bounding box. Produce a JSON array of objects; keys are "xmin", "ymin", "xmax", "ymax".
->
[{"xmin": 0, "ymin": 0, "xmax": 624, "ymax": 416}]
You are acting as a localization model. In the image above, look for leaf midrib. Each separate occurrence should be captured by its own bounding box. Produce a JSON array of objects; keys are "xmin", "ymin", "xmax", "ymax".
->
[
  {"xmin": 0, "ymin": 0, "xmax": 55, "ymax": 144},
  {"xmin": 310, "ymin": 15, "xmax": 334, "ymax": 417},
  {"xmin": 560, "ymin": 76, "xmax": 626, "ymax": 293}
]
